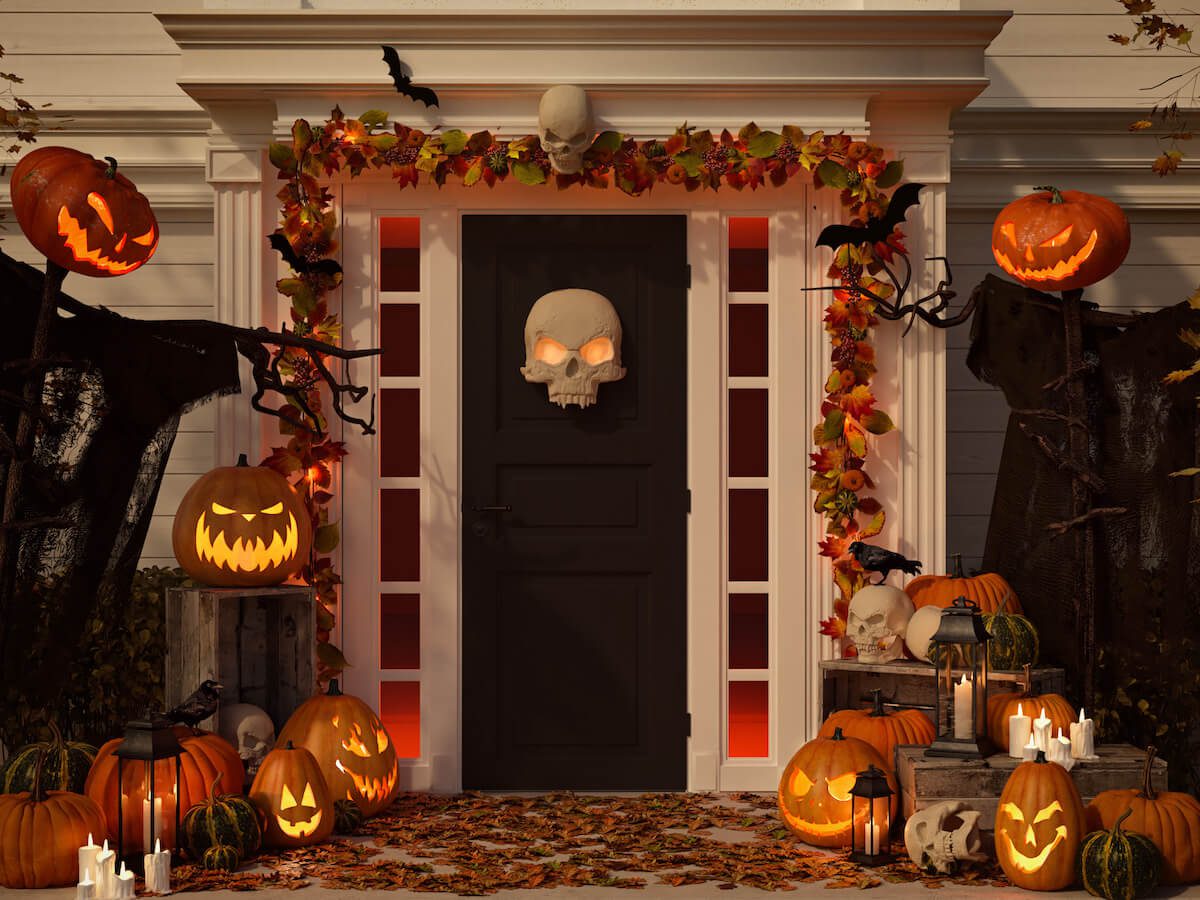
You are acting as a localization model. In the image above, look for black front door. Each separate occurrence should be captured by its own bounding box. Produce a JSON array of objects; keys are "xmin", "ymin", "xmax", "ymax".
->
[{"xmin": 461, "ymin": 215, "xmax": 689, "ymax": 790}]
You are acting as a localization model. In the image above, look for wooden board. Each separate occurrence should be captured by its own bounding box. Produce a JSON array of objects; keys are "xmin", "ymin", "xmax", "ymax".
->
[
  {"xmin": 165, "ymin": 586, "xmax": 316, "ymax": 736},
  {"xmin": 896, "ymin": 744, "xmax": 1167, "ymax": 830}
]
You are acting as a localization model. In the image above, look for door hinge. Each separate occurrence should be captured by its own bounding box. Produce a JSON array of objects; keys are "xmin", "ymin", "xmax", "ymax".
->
[{"xmin": 686, "ymin": 712, "xmax": 692, "ymax": 737}]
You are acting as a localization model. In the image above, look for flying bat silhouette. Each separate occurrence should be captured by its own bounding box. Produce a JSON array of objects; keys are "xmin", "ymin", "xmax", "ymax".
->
[
  {"xmin": 815, "ymin": 182, "xmax": 925, "ymax": 251},
  {"xmin": 381, "ymin": 46, "xmax": 439, "ymax": 109},
  {"xmin": 268, "ymin": 233, "xmax": 343, "ymax": 278}
]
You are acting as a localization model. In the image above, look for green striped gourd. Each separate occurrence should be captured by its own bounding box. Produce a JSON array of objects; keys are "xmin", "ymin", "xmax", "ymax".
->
[
  {"xmin": 0, "ymin": 722, "xmax": 96, "ymax": 794},
  {"xmin": 983, "ymin": 590, "xmax": 1039, "ymax": 671},
  {"xmin": 333, "ymin": 798, "xmax": 364, "ymax": 834},
  {"xmin": 1080, "ymin": 808, "xmax": 1162, "ymax": 900},
  {"xmin": 200, "ymin": 844, "xmax": 241, "ymax": 873},
  {"xmin": 182, "ymin": 771, "xmax": 262, "ymax": 860}
]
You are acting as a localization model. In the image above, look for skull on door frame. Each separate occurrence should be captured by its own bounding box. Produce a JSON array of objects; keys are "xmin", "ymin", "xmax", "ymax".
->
[
  {"xmin": 537, "ymin": 85, "xmax": 593, "ymax": 175},
  {"xmin": 521, "ymin": 288, "xmax": 626, "ymax": 409}
]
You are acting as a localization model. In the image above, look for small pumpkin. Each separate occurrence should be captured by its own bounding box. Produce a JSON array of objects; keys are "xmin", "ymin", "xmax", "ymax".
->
[
  {"xmin": 1079, "ymin": 808, "xmax": 1162, "ymax": 900},
  {"xmin": 982, "ymin": 591, "xmax": 1039, "ymax": 671},
  {"xmin": 200, "ymin": 843, "xmax": 241, "ymax": 873},
  {"xmin": 333, "ymin": 797, "xmax": 365, "ymax": 835},
  {"xmin": 0, "ymin": 721, "xmax": 97, "ymax": 794},
  {"xmin": 995, "ymin": 750, "xmax": 1087, "ymax": 891},
  {"xmin": 818, "ymin": 690, "xmax": 935, "ymax": 772},
  {"xmin": 250, "ymin": 741, "xmax": 334, "ymax": 848},
  {"xmin": 10, "ymin": 146, "xmax": 158, "ymax": 277},
  {"xmin": 1086, "ymin": 745, "xmax": 1200, "ymax": 885},
  {"xmin": 277, "ymin": 679, "xmax": 399, "ymax": 817},
  {"xmin": 987, "ymin": 665, "xmax": 1075, "ymax": 743},
  {"xmin": 905, "ymin": 554, "xmax": 1024, "ymax": 615},
  {"xmin": 181, "ymin": 771, "xmax": 261, "ymax": 861},
  {"xmin": 777, "ymin": 726, "xmax": 897, "ymax": 849},
  {"xmin": 0, "ymin": 750, "xmax": 109, "ymax": 889},
  {"xmin": 992, "ymin": 186, "xmax": 1130, "ymax": 293}
]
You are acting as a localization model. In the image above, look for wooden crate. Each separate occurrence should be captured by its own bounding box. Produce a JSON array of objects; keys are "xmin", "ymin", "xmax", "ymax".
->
[
  {"xmin": 896, "ymin": 744, "xmax": 1166, "ymax": 829},
  {"xmin": 165, "ymin": 586, "xmax": 316, "ymax": 735},
  {"xmin": 820, "ymin": 659, "xmax": 1066, "ymax": 724}
]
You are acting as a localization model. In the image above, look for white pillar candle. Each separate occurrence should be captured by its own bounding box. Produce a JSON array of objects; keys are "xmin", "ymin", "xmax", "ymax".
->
[
  {"xmin": 1021, "ymin": 734, "xmax": 1038, "ymax": 761},
  {"xmin": 953, "ymin": 673, "xmax": 973, "ymax": 739},
  {"xmin": 1070, "ymin": 707, "xmax": 1097, "ymax": 760},
  {"xmin": 864, "ymin": 818, "xmax": 881, "ymax": 856},
  {"xmin": 78, "ymin": 833, "xmax": 100, "ymax": 885},
  {"xmin": 1032, "ymin": 707, "xmax": 1053, "ymax": 753},
  {"xmin": 95, "ymin": 840, "xmax": 116, "ymax": 900},
  {"xmin": 142, "ymin": 796, "xmax": 163, "ymax": 856},
  {"xmin": 144, "ymin": 838, "xmax": 171, "ymax": 895},
  {"xmin": 1007, "ymin": 702, "xmax": 1032, "ymax": 759},
  {"xmin": 115, "ymin": 862, "xmax": 136, "ymax": 900},
  {"xmin": 77, "ymin": 867, "xmax": 96, "ymax": 900},
  {"xmin": 1048, "ymin": 727, "xmax": 1075, "ymax": 771}
]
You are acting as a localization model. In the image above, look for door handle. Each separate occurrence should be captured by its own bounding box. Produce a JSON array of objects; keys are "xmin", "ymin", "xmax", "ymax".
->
[{"xmin": 471, "ymin": 504, "xmax": 512, "ymax": 513}]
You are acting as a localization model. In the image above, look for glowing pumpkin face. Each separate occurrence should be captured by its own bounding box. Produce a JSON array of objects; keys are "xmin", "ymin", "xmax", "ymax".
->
[
  {"xmin": 995, "ymin": 753, "xmax": 1086, "ymax": 891},
  {"xmin": 10, "ymin": 146, "xmax": 158, "ymax": 278},
  {"xmin": 991, "ymin": 187, "xmax": 1130, "ymax": 293},
  {"xmin": 277, "ymin": 680, "xmax": 400, "ymax": 817},
  {"xmin": 249, "ymin": 741, "xmax": 333, "ymax": 848},
  {"xmin": 171, "ymin": 454, "xmax": 312, "ymax": 587},
  {"xmin": 777, "ymin": 727, "xmax": 896, "ymax": 849}
]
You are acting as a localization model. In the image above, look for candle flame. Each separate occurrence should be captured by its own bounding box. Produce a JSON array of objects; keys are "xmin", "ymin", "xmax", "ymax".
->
[
  {"xmin": 1079, "ymin": 708, "xmax": 1086, "ymax": 723},
  {"xmin": 1016, "ymin": 702, "xmax": 1023, "ymax": 717},
  {"xmin": 958, "ymin": 673, "xmax": 968, "ymax": 686},
  {"xmin": 1024, "ymin": 735, "xmax": 1037, "ymax": 748},
  {"xmin": 102, "ymin": 839, "xmax": 108, "ymax": 852},
  {"xmin": 155, "ymin": 838, "xmax": 161, "ymax": 854}
]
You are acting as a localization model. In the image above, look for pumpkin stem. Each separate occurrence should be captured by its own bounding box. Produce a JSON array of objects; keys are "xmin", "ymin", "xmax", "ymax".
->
[
  {"xmin": 1033, "ymin": 185, "xmax": 1065, "ymax": 205},
  {"xmin": 1034, "ymin": 749, "xmax": 1047, "ymax": 764},
  {"xmin": 1139, "ymin": 745, "xmax": 1158, "ymax": 801},
  {"xmin": 236, "ymin": 453, "xmax": 249, "ymax": 467},
  {"xmin": 104, "ymin": 156, "xmax": 119, "ymax": 178},
  {"xmin": 327, "ymin": 678, "xmax": 343, "ymax": 696},
  {"xmin": 207, "ymin": 770, "xmax": 224, "ymax": 806},
  {"xmin": 831, "ymin": 726, "xmax": 845, "ymax": 741},
  {"xmin": 996, "ymin": 589, "xmax": 1012, "ymax": 615},
  {"xmin": 47, "ymin": 719, "xmax": 65, "ymax": 749},
  {"xmin": 1112, "ymin": 807, "xmax": 1134, "ymax": 835},
  {"xmin": 950, "ymin": 553, "xmax": 964, "ymax": 578},
  {"xmin": 285, "ymin": 739, "xmax": 295, "ymax": 750},
  {"xmin": 868, "ymin": 689, "xmax": 887, "ymax": 718},
  {"xmin": 30, "ymin": 745, "xmax": 49, "ymax": 802}
]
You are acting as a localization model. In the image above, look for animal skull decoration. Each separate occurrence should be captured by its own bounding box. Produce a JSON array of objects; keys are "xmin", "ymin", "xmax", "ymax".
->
[
  {"xmin": 218, "ymin": 702, "xmax": 276, "ymax": 781},
  {"xmin": 537, "ymin": 85, "xmax": 593, "ymax": 174},
  {"xmin": 904, "ymin": 801, "xmax": 990, "ymax": 875},
  {"xmin": 846, "ymin": 584, "xmax": 915, "ymax": 663},
  {"xmin": 521, "ymin": 288, "xmax": 626, "ymax": 408}
]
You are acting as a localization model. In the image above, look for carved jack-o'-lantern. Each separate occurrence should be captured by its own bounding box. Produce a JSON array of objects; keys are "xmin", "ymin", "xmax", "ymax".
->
[
  {"xmin": 10, "ymin": 146, "xmax": 158, "ymax": 277},
  {"xmin": 777, "ymin": 727, "xmax": 897, "ymax": 849},
  {"xmin": 995, "ymin": 751, "xmax": 1087, "ymax": 891},
  {"xmin": 249, "ymin": 741, "xmax": 333, "ymax": 848},
  {"xmin": 991, "ymin": 186, "xmax": 1130, "ymax": 293},
  {"xmin": 277, "ymin": 680, "xmax": 399, "ymax": 817},
  {"xmin": 171, "ymin": 454, "xmax": 312, "ymax": 587}
]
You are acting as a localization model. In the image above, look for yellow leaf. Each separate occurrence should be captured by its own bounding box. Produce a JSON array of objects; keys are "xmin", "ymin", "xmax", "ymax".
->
[
  {"xmin": 1129, "ymin": 119, "xmax": 1154, "ymax": 131},
  {"xmin": 1188, "ymin": 285, "xmax": 1200, "ymax": 309},
  {"xmin": 1163, "ymin": 360, "xmax": 1200, "ymax": 383}
]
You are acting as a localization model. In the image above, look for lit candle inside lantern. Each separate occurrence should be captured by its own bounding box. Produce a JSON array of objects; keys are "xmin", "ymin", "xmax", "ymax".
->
[
  {"xmin": 864, "ymin": 818, "xmax": 881, "ymax": 855},
  {"xmin": 1007, "ymin": 702, "xmax": 1032, "ymax": 759},
  {"xmin": 953, "ymin": 673, "xmax": 972, "ymax": 739},
  {"xmin": 144, "ymin": 838, "xmax": 171, "ymax": 895},
  {"xmin": 1070, "ymin": 707, "xmax": 1096, "ymax": 760},
  {"xmin": 142, "ymin": 795, "xmax": 163, "ymax": 855},
  {"xmin": 78, "ymin": 832, "xmax": 100, "ymax": 885},
  {"xmin": 1048, "ymin": 727, "xmax": 1075, "ymax": 771},
  {"xmin": 1032, "ymin": 707, "xmax": 1053, "ymax": 753},
  {"xmin": 76, "ymin": 867, "xmax": 95, "ymax": 900},
  {"xmin": 115, "ymin": 862, "xmax": 136, "ymax": 900},
  {"xmin": 1021, "ymin": 734, "xmax": 1038, "ymax": 761},
  {"xmin": 95, "ymin": 840, "xmax": 116, "ymax": 900}
]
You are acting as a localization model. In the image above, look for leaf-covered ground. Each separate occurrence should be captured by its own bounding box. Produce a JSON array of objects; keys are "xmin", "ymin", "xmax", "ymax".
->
[{"xmin": 169, "ymin": 792, "xmax": 1009, "ymax": 895}]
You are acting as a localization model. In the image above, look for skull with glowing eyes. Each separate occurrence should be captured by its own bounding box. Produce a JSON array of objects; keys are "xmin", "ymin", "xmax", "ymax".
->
[
  {"xmin": 249, "ymin": 741, "xmax": 334, "ymax": 848},
  {"xmin": 521, "ymin": 288, "xmax": 626, "ymax": 409},
  {"xmin": 537, "ymin": 85, "xmax": 594, "ymax": 175}
]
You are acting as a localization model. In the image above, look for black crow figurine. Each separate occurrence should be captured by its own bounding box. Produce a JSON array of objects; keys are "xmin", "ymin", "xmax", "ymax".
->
[
  {"xmin": 165, "ymin": 679, "xmax": 223, "ymax": 730},
  {"xmin": 848, "ymin": 541, "xmax": 922, "ymax": 584}
]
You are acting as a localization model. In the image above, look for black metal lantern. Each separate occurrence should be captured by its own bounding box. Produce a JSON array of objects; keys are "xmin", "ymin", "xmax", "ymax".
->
[
  {"xmin": 925, "ymin": 596, "xmax": 992, "ymax": 759},
  {"xmin": 849, "ymin": 764, "xmax": 893, "ymax": 865},
  {"xmin": 114, "ymin": 709, "xmax": 184, "ymax": 868}
]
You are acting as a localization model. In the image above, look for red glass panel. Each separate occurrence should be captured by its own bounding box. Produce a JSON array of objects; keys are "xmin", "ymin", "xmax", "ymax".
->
[
  {"xmin": 380, "ymin": 680, "xmax": 420, "ymax": 759},
  {"xmin": 728, "ymin": 489, "xmax": 768, "ymax": 582},
  {"xmin": 380, "ymin": 593, "xmax": 420, "ymax": 670},
  {"xmin": 380, "ymin": 217, "xmax": 420, "ymax": 292},
  {"xmin": 729, "ymin": 303, "xmax": 768, "ymax": 377},
  {"xmin": 380, "ymin": 304, "xmax": 420, "ymax": 377},
  {"xmin": 380, "ymin": 489, "xmax": 420, "ymax": 582},
  {"xmin": 728, "ymin": 680, "xmax": 769, "ymax": 758},
  {"xmin": 728, "ymin": 217, "xmax": 768, "ymax": 292},
  {"xmin": 729, "ymin": 593, "xmax": 768, "ymax": 669},
  {"xmin": 728, "ymin": 389, "xmax": 768, "ymax": 477},
  {"xmin": 380, "ymin": 388, "xmax": 420, "ymax": 477}
]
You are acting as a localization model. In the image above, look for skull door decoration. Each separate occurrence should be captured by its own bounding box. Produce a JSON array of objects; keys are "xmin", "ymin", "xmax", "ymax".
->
[{"xmin": 521, "ymin": 288, "xmax": 627, "ymax": 409}]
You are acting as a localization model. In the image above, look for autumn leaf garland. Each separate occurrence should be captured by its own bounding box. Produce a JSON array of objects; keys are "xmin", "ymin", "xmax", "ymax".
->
[{"xmin": 266, "ymin": 108, "xmax": 908, "ymax": 671}]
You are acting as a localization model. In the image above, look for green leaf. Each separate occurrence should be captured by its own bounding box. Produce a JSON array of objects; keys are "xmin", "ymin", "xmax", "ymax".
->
[
  {"xmin": 291, "ymin": 119, "xmax": 313, "ymax": 155},
  {"xmin": 875, "ymin": 159, "xmax": 904, "ymax": 189},
  {"xmin": 816, "ymin": 158, "xmax": 850, "ymax": 189},
  {"xmin": 462, "ymin": 158, "xmax": 483, "ymax": 187},
  {"xmin": 316, "ymin": 641, "xmax": 350, "ymax": 671},
  {"xmin": 746, "ymin": 130, "xmax": 782, "ymax": 159},
  {"xmin": 440, "ymin": 129, "xmax": 468, "ymax": 156},
  {"xmin": 268, "ymin": 142, "xmax": 296, "ymax": 173},
  {"xmin": 371, "ymin": 133, "xmax": 398, "ymax": 153},
  {"xmin": 315, "ymin": 604, "xmax": 336, "ymax": 631},
  {"xmin": 590, "ymin": 130, "xmax": 623, "ymax": 154},
  {"xmin": 357, "ymin": 109, "xmax": 389, "ymax": 128},
  {"xmin": 512, "ymin": 160, "xmax": 547, "ymax": 185},
  {"xmin": 314, "ymin": 522, "xmax": 340, "ymax": 554},
  {"xmin": 846, "ymin": 427, "xmax": 866, "ymax": 458},
  {"xmin": 822, "ymin": 408, "xmax": 846, "ymax": 442},
  {"xmin": 862, "ymin": 410, "xmax": 895, "ymax": 435},
  {"xmin": 673, "ymin": 150, "xmax": 703, "ymax": 178}
]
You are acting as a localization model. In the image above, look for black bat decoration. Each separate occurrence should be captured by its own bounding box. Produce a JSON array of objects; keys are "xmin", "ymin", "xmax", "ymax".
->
[
  {"xmin": 268, "ymin": 233, "xmax": 343, "ymax": 278},
  {"xmin": 815, "ymin": 182, "xmax": 925, "ymax": 251},
  {"xmin": 381, "ymin": 45, "xmax": 439, "ymax": 109}
]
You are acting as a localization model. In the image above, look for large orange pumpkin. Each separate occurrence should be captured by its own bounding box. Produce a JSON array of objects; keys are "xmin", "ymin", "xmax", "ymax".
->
[
  {"xmin": 277, "ymin": 680, "xmax": 399, "ymax": 817},
  {"xmin": 986, "ymin": 666, "xmax": 1075, "ymax": 744},
  {"xmin": 995, "ymin": 751, "xmax": 1087, "ymax": 891},
  {"xmin": 991, "ymin": 186, "xmax": 1130, "ymax": 293},
  {"xmin": 817, "ymin": 690, "xmax": 934, "ymax": 772},
  {"xmin": 905, "ymin": 554, "xmax": 1024, "ymax": 615},
  {"xmin": 84, "ymin": 726, "xmax": 243, "ymax": 853},
  {"xmin": 250, "ymin": 741, "xmax": 334, "ymax": 849},
  {"xmin": 10, "ymin": 146, "xmax": 158, "ymax": 277},
  {"xmin": 172, "ymin": 454, "xmax": 312, "ymax": 587},
  {"xmin": 1086, "ymin": 746, "xmax": 1200, "ymax": 885},
  {"xmin": 777, "ymin": 726, "xmax": 897, "ymax": 849},
  {"xmin": 0, "ymin": 751, "xmax": 109, "ymax": 888}
]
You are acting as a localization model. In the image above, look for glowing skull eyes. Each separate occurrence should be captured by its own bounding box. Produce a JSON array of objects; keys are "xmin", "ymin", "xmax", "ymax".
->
[
  {"xmin": 280, "ymin": 782, "xmax": 317, "ymax": 810},
  {"xmin": 580, "ymin": 337, "xmax": 614, "ymax": 365},
  {"xmin": 534, "ymin": 337, "xmax": 567, "ymax": 365},
  {"xmin": 785, "ymin": 768, "xmax": 858, "ymax": 802},
  {"xmin": 534, "ymin": 336, "xmax": 616, "ymax": 366}
]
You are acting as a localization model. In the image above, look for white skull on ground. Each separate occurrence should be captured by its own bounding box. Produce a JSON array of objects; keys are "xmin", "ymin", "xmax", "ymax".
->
[
  {"xmin": 847, "ymin": 584, "xmax": 915, "ymax": 663},
  {"xmin": 538, "ymin": 85, "xmax": 593, "ymax": 174},
  {"xmin": 521, "ymin": 288, "xmax": 626, "ymax": 408},
  {"xmin": 905, "ymin": 800, "xmax": 989, "ymax": 875},
  {"xmin": 217, "ymin": 702, "xmax": 275, "ymax": 780}
]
